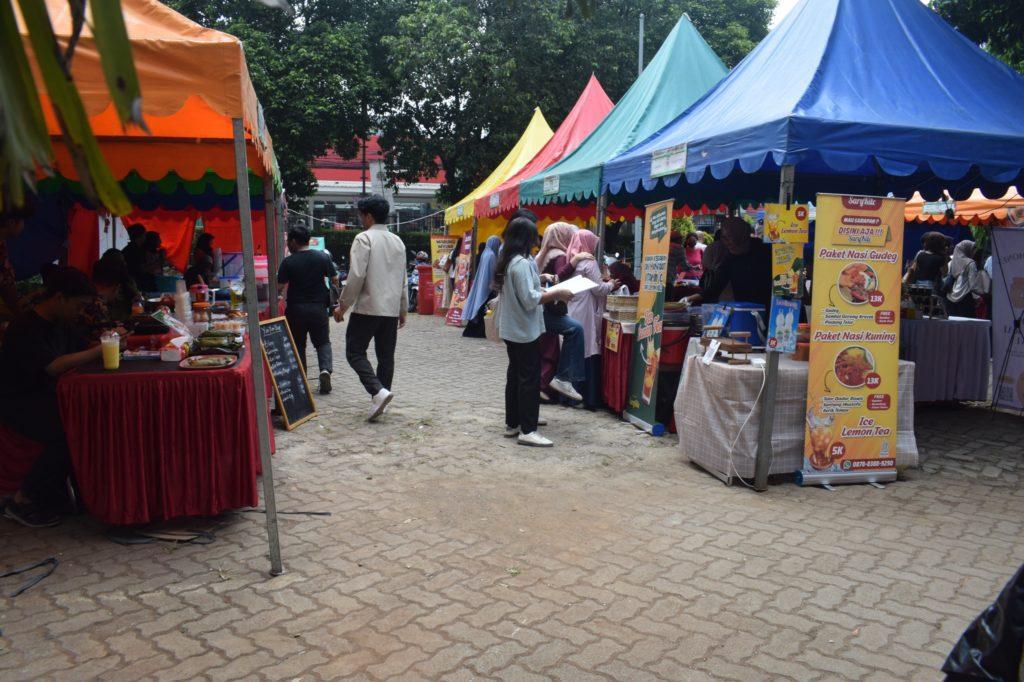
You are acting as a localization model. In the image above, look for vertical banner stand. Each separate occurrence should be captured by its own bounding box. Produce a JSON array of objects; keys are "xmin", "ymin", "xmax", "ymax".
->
[
  {"xmin": 233, "ymin": 118, "xmax": 284, "ymax": 576},
  {"xmin": 753, "ymin": 164, "xmax": 795, "ymax": 491}
]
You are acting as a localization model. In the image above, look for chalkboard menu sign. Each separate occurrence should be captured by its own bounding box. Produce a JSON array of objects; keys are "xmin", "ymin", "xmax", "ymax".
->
[{"xmin": 259, "ymin": 317, "xmax": 317, "ymax": 430}]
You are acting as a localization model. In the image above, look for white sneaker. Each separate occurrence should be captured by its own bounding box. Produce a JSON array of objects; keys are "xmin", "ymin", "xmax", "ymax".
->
[
  {"xmin": 549, "ymin": 378, "xmax": 583, "ymax": 402},
  {"xmin": 368, "ymin": 389, "xmax": 393, "ymax": 422},
  {"xmin": 537, "ymin": 416, "xmax": 547, "ymax": 426},
  {"xmin": 518, "ymin": 431, "xmax": 553, "ymax": 447},
  {"xmin": 504, "ymin": 426, "xmax": 519, "ymax": 438}
]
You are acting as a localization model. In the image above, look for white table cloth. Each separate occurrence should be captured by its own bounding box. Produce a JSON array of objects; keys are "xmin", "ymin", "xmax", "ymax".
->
[
  {"xmin": 674, "ymin": 339, "xmax": 918, "ymax": 481},
  {"xmin": 900, "ymin": 316, "xmax": 991, "ymax": 402}
]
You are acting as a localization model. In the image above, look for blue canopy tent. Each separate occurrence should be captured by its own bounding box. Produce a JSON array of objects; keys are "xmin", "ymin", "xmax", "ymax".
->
[
  {"xmin": 600, "ymin": 0, "xmax": 1024, "ymax": 489},
  {"xmin": 602, "ymin": 0, "xmax": 1024, "ymax": 208}
]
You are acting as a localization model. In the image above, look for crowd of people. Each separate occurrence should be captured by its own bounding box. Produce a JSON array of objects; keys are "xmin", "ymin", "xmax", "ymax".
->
[
  {"xmin": 0, "ymin": 193, "xmax": 413, "ymax": 528},
  {"xmin": 0, "ymin": 203, "xmax": 227, "ymax": 527},
  {"xmin": 904, "ymin": 231, "xmax": 992, "ymax": 318},
  {"xmin": 446, "ymin": 211, "xmax": 776, "ymax": 448}
]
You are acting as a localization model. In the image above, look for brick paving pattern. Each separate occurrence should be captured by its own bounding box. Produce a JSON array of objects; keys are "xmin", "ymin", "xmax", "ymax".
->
[{"xmin": 2, "ymin": 313, "xmax": 1023, "ymax": 680}]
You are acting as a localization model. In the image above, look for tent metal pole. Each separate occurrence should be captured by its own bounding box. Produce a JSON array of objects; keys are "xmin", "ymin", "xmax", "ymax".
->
[
  {"xmin": 232, "ymin": 118, "xmax": 284, "ymax": 576},
  {"xmin": 265, "ymin": 183, "xmax": 279, "ymax": 314},
  {"xmin": 638, "ymin": 13, "xmax": 645, "ymax": 76},
  {"xmin": 754, "ymin": 164, "xmax": 795, "ymax": 491},
  {"xmin": 469, "ymin": 217, "xmax": 479, "ymax": 279},
  {"xmin": 595, "ymin": 193, "xmax": 608, "ymax": 263},
  {"xmin": 277, "ymin": 199, "xmax": 287, "ymax": 267}
]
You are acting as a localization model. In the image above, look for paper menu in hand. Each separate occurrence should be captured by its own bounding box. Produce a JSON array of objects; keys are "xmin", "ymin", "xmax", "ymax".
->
[{"xmin": 546, "ymin": 275, "xmax": 599, "ymax": 296}]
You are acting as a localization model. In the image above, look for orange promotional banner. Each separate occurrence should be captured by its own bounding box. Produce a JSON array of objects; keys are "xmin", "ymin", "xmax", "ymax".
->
[{"xmin": 800, "ymin": 194, "xmax": 904, "ymax": 486}]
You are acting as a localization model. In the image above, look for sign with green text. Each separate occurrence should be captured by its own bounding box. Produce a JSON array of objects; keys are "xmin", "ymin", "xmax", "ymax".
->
[{"xmin": 625, "ymin": 200, "xmax": 673, "ymax": 435}]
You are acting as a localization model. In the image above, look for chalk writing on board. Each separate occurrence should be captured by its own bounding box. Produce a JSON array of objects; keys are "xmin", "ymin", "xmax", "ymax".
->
[{"xmin": 259, "ymin": 317, "xmax": 316, "ymax": 430}]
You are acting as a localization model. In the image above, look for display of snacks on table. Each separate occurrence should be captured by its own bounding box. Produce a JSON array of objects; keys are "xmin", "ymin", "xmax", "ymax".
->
[
  {"xmin": 190, "ymin": 329, "xmax": 243, "ymax": 355},
  {"xmin": 211, "ymin": 319, "xmax": 247, "ymax": 333}
]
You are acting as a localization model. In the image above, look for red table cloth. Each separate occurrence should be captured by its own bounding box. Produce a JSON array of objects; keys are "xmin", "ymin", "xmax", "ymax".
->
[
  {"xmin": 601, "ymin": 319, "xmax": 635, "ymax": 414},
  {"xmin": 0, "ymin": 424, "xmax": 41, "ymax": 496},
  {"xmin": 57, "ymin": 347, "xmax": 268, "ymax": 526}
]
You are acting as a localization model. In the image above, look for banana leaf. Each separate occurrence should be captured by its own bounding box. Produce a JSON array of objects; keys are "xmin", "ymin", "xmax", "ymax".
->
[
  {"xmin": 90, "ymin": 0, "xmax": 146, "ymax": 131},
  {"xmin": 0, "ymin": 0, "xmax": 53, "ymax": 211},
  {"xmin": 17, "ymin": 0, "xmax": 131, "ymax": 215}
]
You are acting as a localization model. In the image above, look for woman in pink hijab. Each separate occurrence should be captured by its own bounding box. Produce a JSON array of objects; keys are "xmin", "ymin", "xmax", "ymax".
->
[
  {"xmin": 564, "ymin": 229, "xmax": 619, "ymax": 408},
  {"xmin": 536, "ymin": 222, "xmax": 585, "ymax": 403}
]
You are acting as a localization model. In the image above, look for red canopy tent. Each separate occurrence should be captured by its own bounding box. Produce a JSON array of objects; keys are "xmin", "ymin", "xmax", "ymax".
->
[{"xmin": 474, "ymin": 75, "xmax": 614, "ymax": 221}]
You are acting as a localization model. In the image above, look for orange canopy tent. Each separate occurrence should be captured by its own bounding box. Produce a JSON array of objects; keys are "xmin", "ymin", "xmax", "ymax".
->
[
  {"xmin": 18, "ymin": 0, "xmax": 284, "ymax": 573},
  {"xmin": 905, "ymin": 188, "xmax": 1024, "ymax": 226},
  {"xmin": 21, "ymin": 0, "xmax": 278, "ymax": 183}
]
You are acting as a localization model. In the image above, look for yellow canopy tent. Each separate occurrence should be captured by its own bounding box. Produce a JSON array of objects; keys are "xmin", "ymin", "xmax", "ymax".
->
[{"xmin": 444, "ymin": 108, "xmax": 552, "ymax": 235}]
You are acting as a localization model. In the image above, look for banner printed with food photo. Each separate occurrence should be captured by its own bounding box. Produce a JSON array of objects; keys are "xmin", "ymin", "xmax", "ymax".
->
[
  {"xmin": 991, "ymin": 227, "xmax": 1024, "ymax": 412},
  {"xmin": 444, "ymin": 231, "xmax": 473, "ymax": 327},
  {"xmin": 771, "ymin": 242, "xmax": 805, "ymax": 299},
  {"xmin": 626, "ymin": 199, "xmax": 673, "ymax": 434},
  {"xmin": 430, "ymin": 235, "xmax": 459, "ymax": 311},
  {"xmin": 802, "ymin": 194, "xmax": 904, "ymax": 485},
  {"xmin": 763, "ymin": 203, "xmax": 809, "ymax": 244}
]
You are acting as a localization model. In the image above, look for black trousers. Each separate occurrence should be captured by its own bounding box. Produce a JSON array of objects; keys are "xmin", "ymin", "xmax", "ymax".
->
[
  {"xmin": 2, "ymin": 393, "xmax": 72, "ymax": 509},
  {"xmin": 286, "ymin": 303, "xmax": 332, "ymax": 375},
  {"xmin": 346, "ymin": 313, "xmax": 399, "ymax": 396},
  {"xmin": 505, "ymin": 338, "xmax": 541, "ymax": 434}
]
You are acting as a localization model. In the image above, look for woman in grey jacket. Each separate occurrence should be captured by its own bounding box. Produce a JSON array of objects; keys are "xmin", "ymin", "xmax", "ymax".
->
[{"xmin": 495, "ymin": 218, "xmax": 574, "ymax": 447}]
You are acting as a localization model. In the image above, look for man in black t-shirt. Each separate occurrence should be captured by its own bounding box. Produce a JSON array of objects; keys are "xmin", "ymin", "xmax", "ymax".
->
[
  {"xmin": 277, "ymin": 226, "xmax": 340, "ymax": 394},
  {"xmin": 1, "ymin": 267, "xmax": 102, "ymax": 527}
]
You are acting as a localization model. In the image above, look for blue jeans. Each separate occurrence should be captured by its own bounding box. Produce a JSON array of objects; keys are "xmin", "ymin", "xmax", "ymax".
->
[{"xmin": 543, "ymin": 309, "xmax": 585, "ymax": 383}]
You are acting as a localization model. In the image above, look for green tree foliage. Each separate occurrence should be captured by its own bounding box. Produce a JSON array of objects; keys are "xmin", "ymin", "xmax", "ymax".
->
[
  {"xmin": 170, "ymin": 0, "xmax": 380, "ymax": 201},
  {"xmin": 171, "ymin": 0, "xmax": 774, "ymax": 203},
  {"xmin": 380, "ymin": 0, "xmax": 775, "ymax": 202},
  {"xmin": 931, "ymin": 0, "xmax": 1024, "ymax": 73}
]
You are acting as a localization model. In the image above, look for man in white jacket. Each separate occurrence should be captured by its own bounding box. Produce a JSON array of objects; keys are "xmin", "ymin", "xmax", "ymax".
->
[{"xmin": 334, "ymin": 195, "xmax": 408, "ymax": 421}]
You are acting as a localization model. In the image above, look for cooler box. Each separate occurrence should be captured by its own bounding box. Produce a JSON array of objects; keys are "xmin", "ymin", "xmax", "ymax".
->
[
  {"xmin": 660, "ymin": 326, "xmax": 689, "ymax": 370},
  {"xmin": 723, "ymin": 302, "xmax": 767, "ymax": 347}
]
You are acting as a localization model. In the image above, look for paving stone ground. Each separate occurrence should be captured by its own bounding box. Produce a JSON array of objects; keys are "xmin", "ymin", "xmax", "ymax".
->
[{"xmin": 1, "ymin": 313, "xmax": 1023, "ymax": 681}]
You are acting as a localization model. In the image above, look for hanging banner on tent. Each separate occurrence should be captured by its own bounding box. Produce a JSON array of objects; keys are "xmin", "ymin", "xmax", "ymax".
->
[
  {"xmin": 625, "ymin": 199, "xmax": 673, "ymax": 435},
  {"xmin": 763, "ymin": 203, "xmax": 809, "ymax": 243},
  {"xmin": 800, "ymin": 194, "xmax": 904, "ymax": 486},
  {"xmin": 430, "ymin": 234, "xmax": 459, "ymax": 312},
  {"xmin": 445, "ymin": 232, "xmax": 473, "ymax": 326},
  {"xmin": 650, "ymin": 143, "xmax": 688, "ymax": 178},
  {"xmin": 991, "ymin": 228, "xmax": 1024, "ymax": 412}
]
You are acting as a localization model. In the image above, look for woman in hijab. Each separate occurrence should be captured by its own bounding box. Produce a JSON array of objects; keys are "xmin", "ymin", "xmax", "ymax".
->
[
  {"xmin": 563, "ymin": 230, "xmax": 618, "ymax": 409},
  {"xmin": 535, "ymin": 222, "xmax": 585, "ymax": 403},
  {"xmin": 462, "ymin": 236, "xmax": 501, "ymax": 338},
  {"xmin": 944, "ymin": 240, "xmax": 987, "ymax": 318}
]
